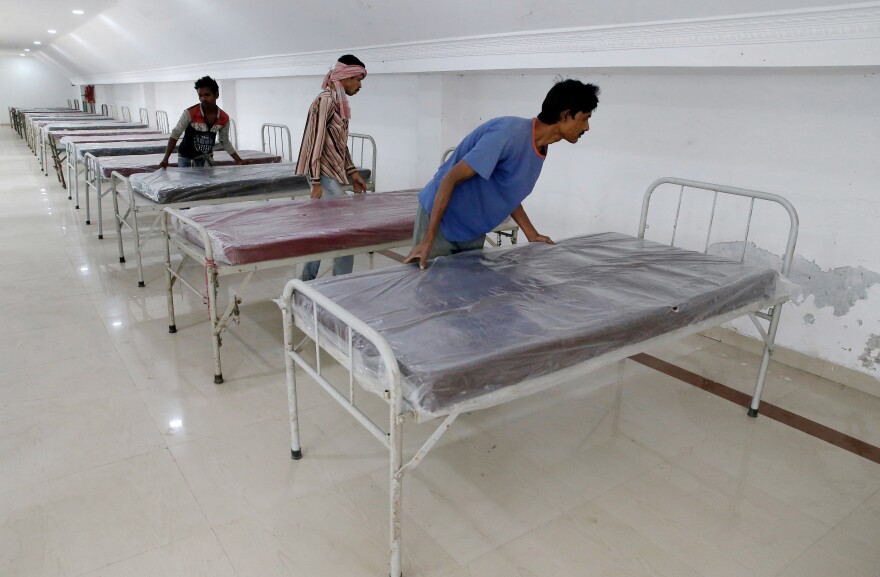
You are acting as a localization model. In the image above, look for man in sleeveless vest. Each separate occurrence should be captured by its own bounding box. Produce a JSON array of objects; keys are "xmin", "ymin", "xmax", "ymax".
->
[{"xmin": 159, "ymin": 76, "xmax": 245, "ymax": 169}]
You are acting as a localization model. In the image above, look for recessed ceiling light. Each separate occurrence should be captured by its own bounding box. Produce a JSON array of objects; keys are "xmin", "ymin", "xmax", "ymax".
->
[
  {"xmin": 19, "ymin": 53, "xmax": 25, "ymax": 56},
  {"xmin": 72, "ymin": 9, "xmax": 84, "ymax": 14},
  {"xmin": 48, "ymin": 29, "xmax": 57, "ymax": 34},
  {"xmin": 34, "ymin": 41, "xmax": 41, "ymax": 45},
  {"xmin": 24, "ymin": 48, "xmax": 30, "ymax": 52}
]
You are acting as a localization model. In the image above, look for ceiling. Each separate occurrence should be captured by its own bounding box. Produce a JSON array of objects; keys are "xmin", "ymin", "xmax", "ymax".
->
[
  {"xmin": 6, "ymin": 0, "xmax": 871, "ymax": 78},
  {"xmin": 0, "ymin": 0, "xmax": 118, "ymax": 53}
]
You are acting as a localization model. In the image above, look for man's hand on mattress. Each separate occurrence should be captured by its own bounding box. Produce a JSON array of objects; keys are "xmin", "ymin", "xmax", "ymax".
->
[
  {"xmin": 158, "ymin": 158, "xmax": 169, "ymax": 170},
  {"xmin": 528, "ymin": 233, "xmax": 555, "ymax": 245},
  {"xmin": 351, "ymin": 172, "xmax": 367, "ymax": 193},
  {"xmin": 404, "ymin": 242, "xmax": 431, "ymax": 270},
  {"xmin": 310, "ymin": 184, "xmax": 322, "ymax": 199}
]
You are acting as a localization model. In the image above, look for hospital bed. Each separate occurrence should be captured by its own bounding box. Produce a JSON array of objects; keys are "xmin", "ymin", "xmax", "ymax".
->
[
  {"xmin": 25, "ymin": 114, "xmax": 114, "ymax": 154},
  {"xmin": 278, "ymin": 177, "xmax": 799, "ymax": 577},
  {"xmin": 53, "ymin": 129, "xmax": 164, "ymax": 190},
  {"xmin": 34, "ymin": 120, "xmax": 147, "ymax": 175},
  {"xmin": 160, "ymin": 190, "xmax": 519, "ymax": 383},
  {"xmin": 84, "ymin": 148, "xmax": 282, "ymax": 239},
  {"xmin": 111, "ymin": 131, "xmax": 377, "ymax": 286},
  {"xmin": 72, "ymin": 139, "xmax": 174, "ymax": 224}
]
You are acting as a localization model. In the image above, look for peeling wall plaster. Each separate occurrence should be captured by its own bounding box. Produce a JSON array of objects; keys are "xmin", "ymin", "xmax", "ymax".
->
[{"xmin": 710, "ymin": 242, "xmax": 880, "ymax": 317}]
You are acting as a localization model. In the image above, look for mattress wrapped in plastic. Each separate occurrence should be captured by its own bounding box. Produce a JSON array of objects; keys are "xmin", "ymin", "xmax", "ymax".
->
[
  {"xmin": 129, "ymin": 164, "xmax": 371, "ymax": 204},
  {"xmin": 74, "ymin": 140, "xmax": 173, "ymax": 160},
  {"xmin": 40, "ymin": 122, "xmax": 148, "ymax": 136},
  {"xmin": 57, "ymin": 132, "xmax": 165, "ymax": 144},
  {"xmin": 99, "ymin": 150, "xmax": 283, "ymax": 178},
  {"xmin": 174, "ymin": 190, "xmax": 419, "ymax": 265},
  {"xmin": 292, "ymin": 232, "xmax": 788, "ymax": 419}
]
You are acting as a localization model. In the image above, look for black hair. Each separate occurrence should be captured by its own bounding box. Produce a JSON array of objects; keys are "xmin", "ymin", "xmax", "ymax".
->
[
  {"xmin": 337, "ymin": 54, "xmax": 365, "ymax": 67},
  {"xmin": 537, "ymin": 79, "xmax": 600, "ymax": 124},
  {"xmin": 194, "ymin": 76, "xmax": 220, "ymax": 95}
]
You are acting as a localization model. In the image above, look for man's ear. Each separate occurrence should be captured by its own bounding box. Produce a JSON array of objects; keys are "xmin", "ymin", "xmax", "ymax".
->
[{"xmin": 559, "ymin": 109, "xmax": 573, "ymax": 122}]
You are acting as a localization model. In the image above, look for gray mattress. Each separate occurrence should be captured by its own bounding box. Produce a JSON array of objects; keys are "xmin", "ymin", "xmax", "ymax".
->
[
  {"xmin": 293, "ymin": 232, "xmax": 783, "ymax": 418},
  {"xmin": 75, "ymin": 140, "xmax": 173, "ymax": 160},
  {"xmin": 128, "ymin": 164, "xmax": 372, "ymax": 204}
]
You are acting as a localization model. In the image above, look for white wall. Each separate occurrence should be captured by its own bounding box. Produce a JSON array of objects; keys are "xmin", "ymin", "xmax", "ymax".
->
[{"xmin": 0, "ymin": 55, "xmax": 76, "ymax": 123}]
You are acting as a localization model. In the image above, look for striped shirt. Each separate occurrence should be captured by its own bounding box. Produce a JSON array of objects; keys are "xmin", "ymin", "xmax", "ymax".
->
[{"xmin": 295, "ymin": 88, "xmax": 356, "ymax": 185}]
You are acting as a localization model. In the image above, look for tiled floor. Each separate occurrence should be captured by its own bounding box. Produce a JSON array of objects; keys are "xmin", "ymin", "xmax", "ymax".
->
[{"xmin": 1, "ymin": 127, "xmax": 879, "ymax": 576}]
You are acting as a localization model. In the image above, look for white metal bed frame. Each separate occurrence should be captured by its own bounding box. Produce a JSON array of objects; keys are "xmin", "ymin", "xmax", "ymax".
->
[
  {"xmin": 63, "ymin": 130, "xmax": 162, "ymax": 207},
  {"xmin": 139, "ymin": 108, "xmax": 149, "ymax": 126},
  {"xmin": 155, "ymin": 110, "xmax": 169, "ymax": 134},
  {"xmin": 261, "ymin": 123, "xmax": 293, "ymax": 162},
  {"xmin": 160, "ymin": 199, "xmax": 521, "ymax": 385},
  {"xmin": 278, "ymin": 177, "xmax": 799, "ymax": 577},
  {"xmin": 109, "ymin": 130, "xmax": 380, "ymax": 286},
  {"xmin": 110, "ymin": 168, "xmax": 307, "ymax": 287}
]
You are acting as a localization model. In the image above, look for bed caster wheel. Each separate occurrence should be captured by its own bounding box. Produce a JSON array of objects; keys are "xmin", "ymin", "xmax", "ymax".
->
[
  {"xmin": 747, "ymin": 408, "xmax": 759, "ymax": 418},
  {"xmin": 75, "ymin": 205, "xmax": 79, "ymax": 209},
  {"xmin": 214, "ymin": 374, "xmax": 224, "ymax": 384},
  {"xmin": 86, "ymin": 220, "xmax": 91, "ymax": 225},
  {"xmin": 291, "ymin": 449, "xmax": 303, "ymax": 460},
  {"xmin": 98, "ymin": 234, "xmax": 103, "ymax": 240},
  {"xmin": 119, "ymin": 257, "xmax": 125, "ymax": 263},
  {"xmin": 138, "ymin": 281, "xmax": 145, "ymax": 287},
  {"xmin": 168, "ymin": 324, "xmax": 177, "ymax": 334},
  {"xmin": 67, "ymin": 195, "xmax": 72, "ymax": 200}
]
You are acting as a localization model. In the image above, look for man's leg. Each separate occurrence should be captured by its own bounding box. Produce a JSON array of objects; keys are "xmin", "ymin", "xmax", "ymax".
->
[{"xmin": 322, "ymin": 177, "xmax": 354, "ymax": 276}]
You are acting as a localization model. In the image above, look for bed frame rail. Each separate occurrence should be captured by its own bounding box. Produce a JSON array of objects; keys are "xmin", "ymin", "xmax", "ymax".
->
[
  {"xmin": 261, "ymin": 123, "xmax": 293, "ymax": 162},
  {"xmin": 638, "ymin": 177, "xmax": 799, "ymax": 415}
]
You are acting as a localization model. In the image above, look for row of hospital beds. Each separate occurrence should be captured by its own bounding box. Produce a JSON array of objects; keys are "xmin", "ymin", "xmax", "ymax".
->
[{"xmin": 8, "ymin": 104, "xmax": 800, "ymax": 577}]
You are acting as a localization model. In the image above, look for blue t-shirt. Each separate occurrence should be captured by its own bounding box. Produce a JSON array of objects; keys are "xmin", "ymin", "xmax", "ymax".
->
[{"xmin": 419, "ymin": 116, "xmax": 545, "ymax": 242}]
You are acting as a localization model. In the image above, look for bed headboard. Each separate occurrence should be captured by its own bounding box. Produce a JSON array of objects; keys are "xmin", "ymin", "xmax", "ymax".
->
[
  {"xmin": 261, "ymin": 123, "xmax": 292, "ymax": 162},
  {"xmin": 638, "ymin": 177, "xmax": 799, "ymax": 277}
]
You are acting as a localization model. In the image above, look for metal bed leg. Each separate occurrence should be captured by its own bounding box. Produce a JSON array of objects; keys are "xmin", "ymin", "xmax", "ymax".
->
[
  {"xmin": 112, "ymin": 179, "xmax": 125, "ymax": 262},
  {"xmin": 97, "ymin": 175, "xmax": 105, "ymax": 239},
  {"xmin": 389, "ymin": 412, "xmax": 404, "ymax": 577},
  {"xmin": 66, "ymin": 147, "xmax": 73, "ymax": 200},
  {"xmin": 748, "ymin": 304, "xmax": 783, "ymax": 417},
  {"xmin": 74, "ymin": 160, "xmax": 81, "ymax": 209},
  {"xmin": 282, "ymin": 302, "xmax": 303, "ymax": 460},
  {"xmin": 132, "ymin": 210, "xmax": 145, "ymax": 287},
  {"xmin": 84, "ymin": 160, "xmax": 92, "ymax": 225},
  {"xmin": 163, "ymin": 213, "xmax": 177, "ymax": 334},
  {"xmin": 207, "ymin": 261, "xmax": 223, "ymax": 383}
]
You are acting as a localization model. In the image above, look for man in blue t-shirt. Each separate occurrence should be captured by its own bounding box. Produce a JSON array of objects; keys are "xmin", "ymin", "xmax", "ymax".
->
[{"xmin": 404, "ymin": 79, "xmax": 600, "ymax": 269}]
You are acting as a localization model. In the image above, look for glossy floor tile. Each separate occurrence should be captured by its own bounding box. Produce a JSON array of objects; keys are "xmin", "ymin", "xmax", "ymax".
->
[{"xmin": 0, "ymin": 128, "xmax": 879, "ymax": 577}]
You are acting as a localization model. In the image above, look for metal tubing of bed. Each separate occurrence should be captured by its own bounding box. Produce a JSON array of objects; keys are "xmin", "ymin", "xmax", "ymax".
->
[
  {"xmin": 139, "ymin": 108, "xmax": 149, "ymax": 127},
  {"xmin": 156, "ymin": 110, "xmax": 169, "ymax": 134},
  {"xmin": 113, "ymin": 172, "xmax": 316, "ymax": 287},
  {"xmin": 261, "ymin": 123, "xmax": 293, "ymax": 162},
  {"xmin": 281, "ymin": 279, "xmax": 423, "ymax": 577},
  {"xmin": 121, "ymin": 106, "xmax": 131, "ymax": 122},
  {"xmin": 348, "ymin": 133, "xmax": 377, "ymax": 191},
  {"xmin": 639, "ymin": 177, "xmax": 800, "ymax": 416}
]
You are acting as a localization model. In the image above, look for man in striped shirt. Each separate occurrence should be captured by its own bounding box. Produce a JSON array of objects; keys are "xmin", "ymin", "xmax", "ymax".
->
[{"xmin": 295, "ymin": 54, "xmax": 368, "ymax": 281}]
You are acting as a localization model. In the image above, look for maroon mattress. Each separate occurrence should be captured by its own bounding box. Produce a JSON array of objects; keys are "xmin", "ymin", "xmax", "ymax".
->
[{"xmin": 176, "ymin": 190, "xmax": 420, "ymax": 265}]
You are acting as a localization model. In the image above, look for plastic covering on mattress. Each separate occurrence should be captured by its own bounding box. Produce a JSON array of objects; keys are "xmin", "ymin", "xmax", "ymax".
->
[
  {"xmin": 73, "ymin": 140, "xmax": 174, "ymax": 160},
  {"xmin": 40, "ymin": 122, "xmax": 147, "ymax": 136},
  {"xmin": 129, "ymin": 164, "xmax": 371, "ymax": 204},
  {"xmin": 292, "ymin": 232, "xmax": 788, "ymax": 419},
  {"xmin": 58, "ymin": 132, "xmax": 166, "ymax": 144},
  {"xmin": 99, "ymin": 150, "xmax": 282, "ymax": 177},
  {"xmin": 174, "ymin": 190, "xmax": 419, "ymax": 265}
]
